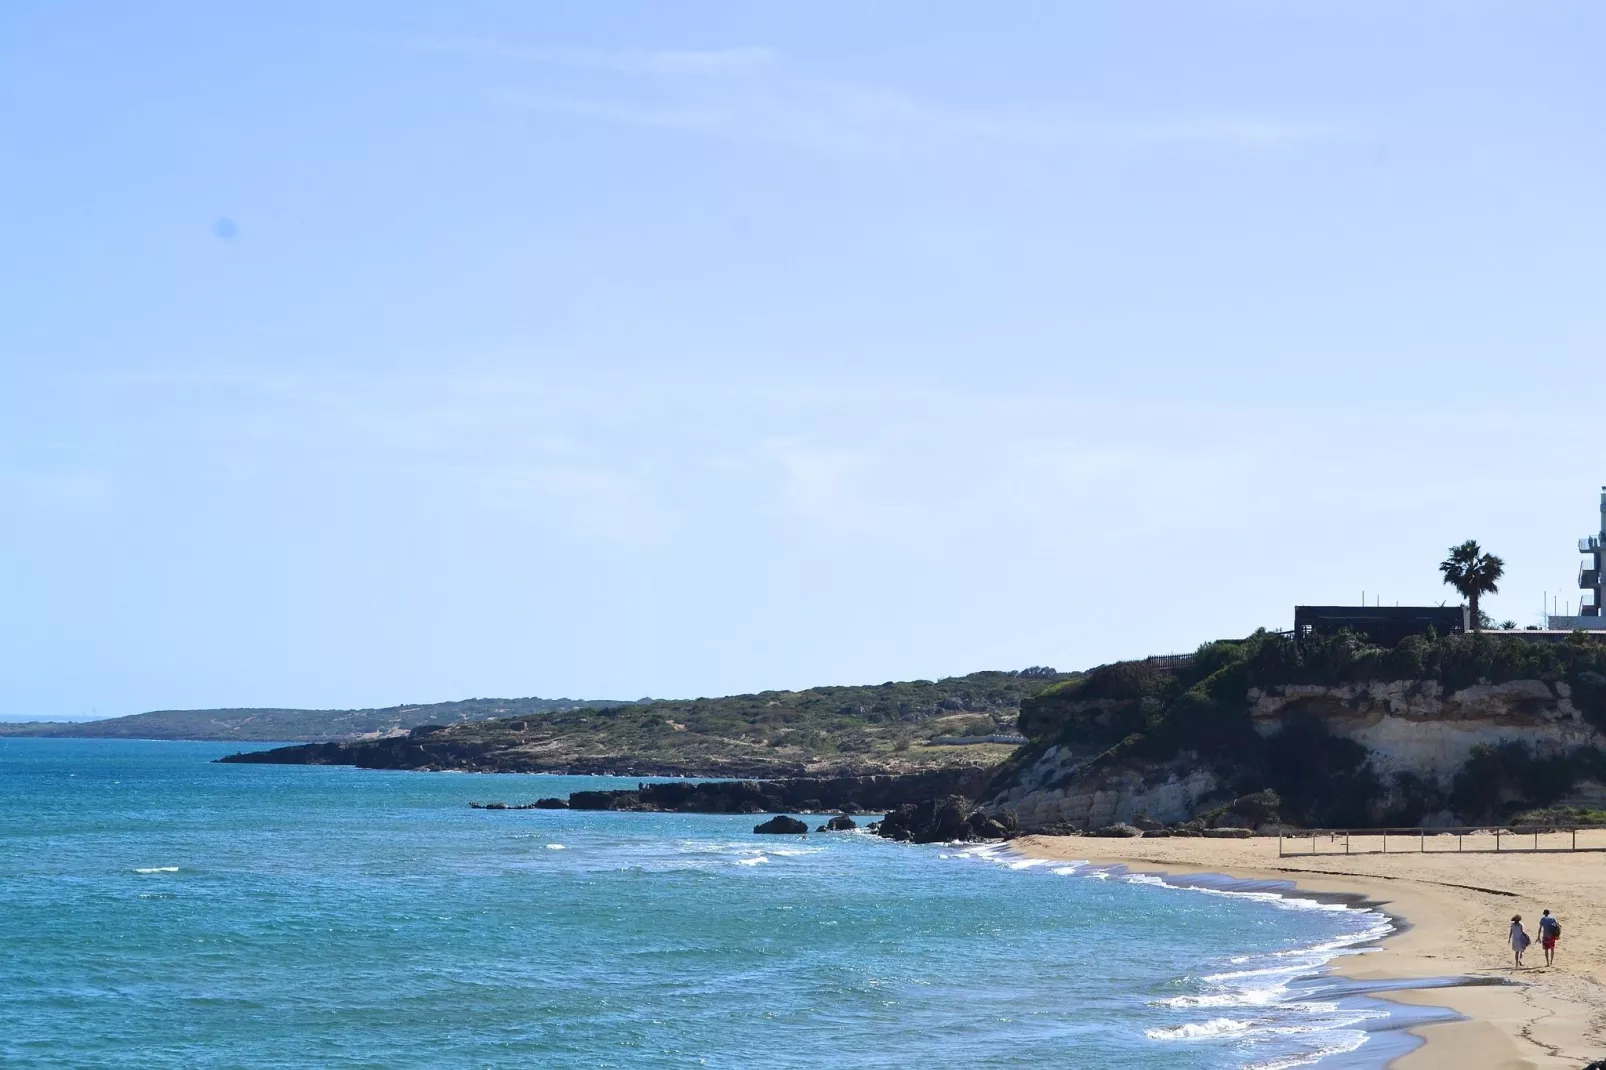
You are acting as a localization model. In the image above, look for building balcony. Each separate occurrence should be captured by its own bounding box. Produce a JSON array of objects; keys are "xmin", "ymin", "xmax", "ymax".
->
[
  {"xmin": 1582, "ymin": 536, "xmax": 1603, "ymax": 553},
  {"xmin": 1583, "ymin": 569, "xmax": 1601, "ymax": 589}
]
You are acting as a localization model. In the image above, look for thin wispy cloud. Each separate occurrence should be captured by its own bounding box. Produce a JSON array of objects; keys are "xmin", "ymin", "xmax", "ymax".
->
[
  {"xmin": 409, "ymin": 38, "xmax": 776, "ymax": 76},
  {"xmin": 418, "ymin": 37, "xmax": 1358, "ymax": 158}
]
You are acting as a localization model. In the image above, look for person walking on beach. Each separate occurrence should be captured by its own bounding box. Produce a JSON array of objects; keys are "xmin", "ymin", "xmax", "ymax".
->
[
  {"xmin": 1538, "ymin": 909, "xmax": 1561, "ymax": 967},
  {"xmin": 1509, "ymin": 914, "xmax": 1530, "ymax": 968}
]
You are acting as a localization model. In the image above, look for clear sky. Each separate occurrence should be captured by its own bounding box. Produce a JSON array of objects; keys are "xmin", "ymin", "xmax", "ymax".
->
[{"xmin": 2, "ymin": 2, "xmax": 1603, "ymax": 719}]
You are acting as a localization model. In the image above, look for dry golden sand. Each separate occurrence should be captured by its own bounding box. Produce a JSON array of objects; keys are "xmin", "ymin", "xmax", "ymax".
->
[{"xmin": 1014, "ymin": 831, "xmax": 1606, "ymax": 1069}]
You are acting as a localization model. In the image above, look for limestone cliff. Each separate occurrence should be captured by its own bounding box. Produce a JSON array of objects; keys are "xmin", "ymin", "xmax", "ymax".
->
[
  {"xmin": 1247, "ymin": 679, "xmax": 1603, "ymax": 786},
  {"xmin": 986, "ymin": 751, "xmax": 1220, "ymax": 829},
  {"xmin": 988, "ymin": 631, "xmax": 1606, "ymax": 830}
]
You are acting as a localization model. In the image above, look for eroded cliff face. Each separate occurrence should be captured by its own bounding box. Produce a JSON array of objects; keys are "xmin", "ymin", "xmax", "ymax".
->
[
  {"xmin": 985, "ymin": 745, "xmax": 1221, "ymax": 829},
  {"xmin": 1248, "ymin": 679, "xmax": 1604, "ymax": 786},
  {"xmin": 989, "ymin": 678, "xmax": 1606, "ymax": 830}
]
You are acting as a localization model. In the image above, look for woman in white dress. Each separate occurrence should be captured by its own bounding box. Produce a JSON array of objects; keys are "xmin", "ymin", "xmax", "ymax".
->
[{"xmin": 1509, "ymin": 914, "xmax": 1530, "ymax": 968}]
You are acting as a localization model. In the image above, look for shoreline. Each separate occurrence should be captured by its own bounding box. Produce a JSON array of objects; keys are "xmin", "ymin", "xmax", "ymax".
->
[{"xmin": 1013, "ymin": 835, "xmax": 1605, "ymax": 1069}]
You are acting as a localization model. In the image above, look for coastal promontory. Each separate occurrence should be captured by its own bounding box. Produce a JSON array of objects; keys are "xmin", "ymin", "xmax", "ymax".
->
[{"xmin": 217, "ymin": 669, "xmax": 1068, "ymax": 778}]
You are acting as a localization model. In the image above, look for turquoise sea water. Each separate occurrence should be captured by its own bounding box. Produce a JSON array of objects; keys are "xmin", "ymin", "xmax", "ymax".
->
[{"xmin": 2, "ymin": 739, "xmax": 1429, "ymax": 1068}]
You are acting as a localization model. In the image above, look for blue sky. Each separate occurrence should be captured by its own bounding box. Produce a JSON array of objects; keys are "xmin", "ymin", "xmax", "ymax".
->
[{"xmin": 3, "ymin": 2, "xmax": 1603, "ymax": 719}]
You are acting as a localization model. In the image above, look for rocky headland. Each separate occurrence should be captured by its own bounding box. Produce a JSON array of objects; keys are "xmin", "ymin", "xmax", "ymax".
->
[
  {"xmin": 225, "ymin": 632, "xmax": 1606, "ymax": 842},
  {"xmin": 979, "ymin": 630, "xmax": 1606, "ymax": 835}
]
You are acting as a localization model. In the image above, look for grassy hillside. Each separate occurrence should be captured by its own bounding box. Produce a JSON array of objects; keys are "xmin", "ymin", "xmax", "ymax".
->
[
  {"xmin": 223, "ymin": 668, "xmax": 1073, "ymax": 776},
  {"xmin": 0, "ymin": 696, "xmax": 624, "ymax": 742}
]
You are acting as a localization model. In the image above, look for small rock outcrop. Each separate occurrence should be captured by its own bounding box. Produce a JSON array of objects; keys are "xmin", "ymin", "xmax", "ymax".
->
[
  {"xmin": 871, "ymin": 795, "xmax": 1018, "ymax": 843},
  {"xmin": 818, "ymin": 814, "xmax": 858, "ymax": 832},
  {"xmin": 1089, "ymin": 823, "xmax": 1144, "ymax": 838},
  {"xmin": 754, "ymin": 815, "xmax": 809, "ymax": 834},
  {"xmin": 534, "ymin": 798, "xmax": 568, "ymax": 809}
]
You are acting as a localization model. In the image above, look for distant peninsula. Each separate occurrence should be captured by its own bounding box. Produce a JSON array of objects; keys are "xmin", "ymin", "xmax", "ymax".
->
[
  {"xmin": 217, "ymin": 669, "xmax": 1069, "ymax": 777},
  {"xmin": 0, "ymin": 696, "xmax": 625, "ymax": 743}
]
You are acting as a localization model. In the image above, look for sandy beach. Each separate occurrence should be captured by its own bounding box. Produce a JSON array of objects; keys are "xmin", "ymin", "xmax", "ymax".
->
[{"xmin": 1014, "ymin": 833, "xmax": 1606, "ymax": 1069}]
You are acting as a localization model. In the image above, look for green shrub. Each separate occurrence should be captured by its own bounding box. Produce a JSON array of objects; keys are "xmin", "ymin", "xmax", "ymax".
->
[
  {"xmin": 1262, "ymin": 714, "xmax": 1378, "ymax": 828},
  {"xmin": 1450, "ymin": 742, "xmax": 1606, "ymax": 823},
  {"xmin": 1508, "ymin": 805, "xmax": 1606, "ymax": 826}
]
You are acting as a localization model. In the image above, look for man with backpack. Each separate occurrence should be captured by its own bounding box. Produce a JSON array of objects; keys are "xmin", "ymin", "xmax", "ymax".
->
[{"xmin": 1538, "ymin": 909, "xmax": 1562, "ymax": 967}]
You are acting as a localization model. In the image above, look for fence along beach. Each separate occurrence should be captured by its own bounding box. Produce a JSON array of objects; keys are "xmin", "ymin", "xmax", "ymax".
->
[
  {"xmin": 1281, "ymin": 826, "xmax": 1606, "ymax": 857},
  {"xmin": 1014, "ymin": 833, "xmax": 1606, "ymax": 1068}
]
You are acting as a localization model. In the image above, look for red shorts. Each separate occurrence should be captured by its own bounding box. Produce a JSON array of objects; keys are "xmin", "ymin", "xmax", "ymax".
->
[{"xmin": 1542, "ymin": 935, "xmax": 1557, "ymax": 950}]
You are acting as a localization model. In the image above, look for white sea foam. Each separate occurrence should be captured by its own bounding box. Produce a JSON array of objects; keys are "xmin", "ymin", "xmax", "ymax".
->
[
  {"xmin": 544, "ymin": 844, "xmax": 567, "ymax": 850},
  {"xmin": 949, "ymin": 843, "xmax": 1405, "ymax": 1068},
  {"xmin": 735, "ymin": 855, "xmax": 768, "ymax": 866},
  {"xmin": 133, "ymin": 866, "xmax": 178, "ymax": 874},
  {"xmin": 1203, "ymin": 963, "xmax": 1317, "ymax": 983},
  {"xmin": 1159, "ymin": 987, "xmax": 1285, "ymax": 1009},
  {"xmin": 1146, "ymin": 1017, "xmax": 1254, "ymax": 1040},
  {"xmin": 947, "ymin": 842, "xmax": 1407, "ymax": 1065},
  {"xmin": 1005, "ymin": 857, "xmax": 1051, "ymax": 870},
  {"xmin": 1244, "ymin": 1034, "xmax": 1368, "ymax": 1070}
]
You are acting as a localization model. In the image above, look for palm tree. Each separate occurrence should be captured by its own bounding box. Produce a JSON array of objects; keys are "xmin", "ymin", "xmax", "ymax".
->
[{"xmin": 1439, "ymin": 540, "xmax": 1505, "ymax": 632}]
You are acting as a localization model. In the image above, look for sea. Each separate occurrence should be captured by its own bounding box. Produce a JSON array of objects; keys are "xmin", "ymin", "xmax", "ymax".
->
[{"xmin": 0, "ymin": 739, "xmax": 1461, "ymax": 1069}]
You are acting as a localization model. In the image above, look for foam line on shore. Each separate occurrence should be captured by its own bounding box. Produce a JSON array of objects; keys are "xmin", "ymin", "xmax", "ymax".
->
[{"xmin": 950, "ymin": 842, "xmax": 1483, "ymax": 1069}]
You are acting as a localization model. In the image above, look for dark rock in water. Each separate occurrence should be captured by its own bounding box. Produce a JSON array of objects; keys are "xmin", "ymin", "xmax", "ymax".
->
[
  {"xmin": 567, "ymin": 790, "xmax": 648, "ymax": 811},
  {"xmin": 820, "ymin": 814, "xmax": 857, "ymax": 832},
  {"xmin": 876, "ymin": 795, "xmax": 967, "ymax": 843},
  {"xmin": 558, "ymin": 769, "xmax": 991, "ymax": 818},
  {"xmin": 754, "ymin": 815, "xmax": 809, "ymax": 834},
  {"xmin": 534, "ymin": 798, "xmax": 568, "ymax": 809},
  {"xmin": 471, "ymin": 802, "xmax": 509, "ymax": 810},
  {"xmin": 967, "ymin": 811, "xmax": 1013, "ymax": 839},
  {"xmin": 1090, "ymin": 823, "xmax": 1144, "ymax": 838},
  {"xmin": 873, "ymin": 796, "xmax": 1016, "ymax": 844}
]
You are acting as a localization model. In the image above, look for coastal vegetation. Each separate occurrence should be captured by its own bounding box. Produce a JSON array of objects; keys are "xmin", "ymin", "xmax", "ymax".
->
[
  {"xmin": 1010, "ymin": 629, "xmax": 1606, "ymax": 828},
  {"xmin": 221, "ymin": 668, "xmax": 1076, "ymax": 777},
  {"xmin": 0, "ymin": 696, "xmax": 626, "ymax": 742}
]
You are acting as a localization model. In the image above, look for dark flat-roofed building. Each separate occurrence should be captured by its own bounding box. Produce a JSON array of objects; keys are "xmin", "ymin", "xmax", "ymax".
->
[{"xmin": 1294, "ymin": 605, "xmax": 1466, "ymax": 647}]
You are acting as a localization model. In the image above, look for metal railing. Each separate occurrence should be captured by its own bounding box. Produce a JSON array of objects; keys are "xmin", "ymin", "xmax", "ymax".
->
[{"xmin": 1279, "ymin": 826, "xmax": 1606, "ymax": 857}]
